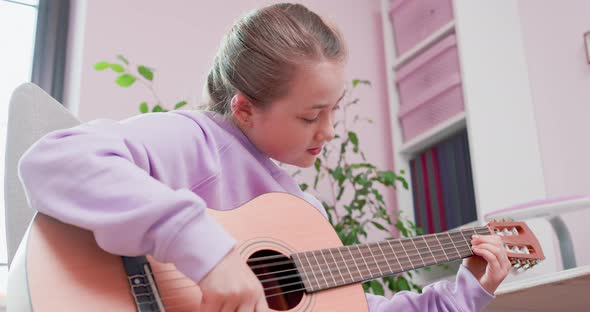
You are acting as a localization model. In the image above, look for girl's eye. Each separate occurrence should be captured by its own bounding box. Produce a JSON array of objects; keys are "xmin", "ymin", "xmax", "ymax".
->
[{"xmin": 302, "ymin": 116, "xmax": 319, "ymax": 124}]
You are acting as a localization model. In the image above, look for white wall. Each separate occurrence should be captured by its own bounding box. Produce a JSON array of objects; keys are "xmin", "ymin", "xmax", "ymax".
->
[
  {"xmin": 454, "ymin": 0, "xmax": 546, "ymax": 221},
  {"xmin": 518, "ymin": 0, "xmax": 590, "ymax": 265}
]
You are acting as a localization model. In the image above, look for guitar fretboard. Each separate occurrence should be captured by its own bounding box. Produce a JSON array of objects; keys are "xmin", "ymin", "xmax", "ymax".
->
[{"xmin": 292, "ymin": 226, "xmax": 491, "ymax": 292}]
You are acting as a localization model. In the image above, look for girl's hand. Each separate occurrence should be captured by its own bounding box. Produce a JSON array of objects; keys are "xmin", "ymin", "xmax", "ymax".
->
[
  {"xmin": 199, "ymin": 248, "xmax": 270, "ymax": 312},
  {"xmin": 463, "ymin": 234, "xmax": 511, "ymax": 294}
]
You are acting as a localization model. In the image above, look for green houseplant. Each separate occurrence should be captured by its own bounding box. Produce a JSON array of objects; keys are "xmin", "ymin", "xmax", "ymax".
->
[
  {"xmin": 95, "ymin": 55, "xmax": 427, "ymax": 295},
  {"xmin": 293, "ymin": 79, "xmax": 426, "ymax": 295}
]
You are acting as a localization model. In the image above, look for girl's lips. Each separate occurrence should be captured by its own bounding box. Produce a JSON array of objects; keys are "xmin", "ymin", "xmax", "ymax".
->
[{"xmin": 307, "ymin": 147, "xmax": 322, "ymax": 155}]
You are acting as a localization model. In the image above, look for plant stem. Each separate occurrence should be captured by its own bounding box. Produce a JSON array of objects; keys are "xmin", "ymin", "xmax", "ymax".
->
[
  {"xmin": 322, "ymin": 164, "xmax": 340, "ymax": 222},
  {"xmin": 137, "ymin": 77, "xmax": 162, "ymax": 106}
]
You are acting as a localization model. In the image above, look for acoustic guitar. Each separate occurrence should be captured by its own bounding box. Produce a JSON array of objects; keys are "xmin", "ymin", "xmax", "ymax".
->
[{"xmin": 8, "ymin": 192, "xmax": 545, "ymax": 311}]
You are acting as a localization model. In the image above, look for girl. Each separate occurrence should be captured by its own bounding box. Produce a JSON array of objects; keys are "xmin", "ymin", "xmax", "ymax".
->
[{"xmin": 19, "ymin": 3, "xmax": 510, "ymax": 311}]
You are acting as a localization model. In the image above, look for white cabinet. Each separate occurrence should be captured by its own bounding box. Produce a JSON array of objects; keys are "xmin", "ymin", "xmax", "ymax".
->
[{"xmin": 380, "ymin": 0, "xmax": 546, "ymax": 228}]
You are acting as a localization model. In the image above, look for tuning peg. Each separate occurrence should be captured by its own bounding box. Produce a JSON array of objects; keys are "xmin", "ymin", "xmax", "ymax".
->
[
  {"xmin": 512, "ymin": 258, "xmax": 524, "ymax": 268},
  {"xmin": 518, "ymin": 260, "xmax": 532, "ymax": 271}
]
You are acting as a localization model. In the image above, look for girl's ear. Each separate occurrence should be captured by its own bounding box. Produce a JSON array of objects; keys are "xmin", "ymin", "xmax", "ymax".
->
[{"xmin": 230, "ymin": 93, "xmax": 255, "ymax": 127}]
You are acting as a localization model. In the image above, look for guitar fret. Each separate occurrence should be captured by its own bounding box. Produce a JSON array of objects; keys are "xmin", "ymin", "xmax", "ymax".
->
[
  {"xmin": 303, "ymin": 251, "xmax": 321, "ymax": 291},
  {"xmin": 327, "ymin": 248, "xmax": 344, "ymax": 285},
  {"xmin": 399, "ymin": 239, "xmax": 415, "ymax": 270},
  {"xmin": 447, "ymin": 231, "xmax": 473, "ymax": 258},
  {"xmin": 311, "ymin": 250, "xmax": 330, "ymax": 288},
  {"xmin": 460, "ymin": 229, "xmax": 475, "ymax": 256},
  {"xmin": 356, "ymin": 245, "xmax": 374, "ymax": 278},
  {"xmin": 337, "ymin": 247, "xmax": 354, "ymax": 283},
  {"xmin": 367, "ymin": 243, "xmax": 384, "ymax": 276},
  {"xmin": 386, "ymin": 240, "xmax": 403, "ymax": 272},
  {"xmin": 376, "ymin": 242, "xmax": 394, "ymax": 274},
  {"xmin": 434, "ymin": 234, "xmax": 450, "ymax": 261},
  {"xmin": 438, "ymin": 233, "xmax": 460, "ymax": 260},
  {"xmin": 446, "ymin": 232, "xmax": 462, "ymax": 259},
  {"xmin": 347, "ymin": 246, "xmax": 363, "ymax": 282},
  {"xmin": 292, "ymin": 254, "xmax": 312, "ymax": 291},
  {"xmin": 413, "ymin": 238, "xmax": 427, "ymax": 267},
  {"xmin": 421, "ymin": 236, "xmax": 437, "ymax": 265},
  {"xmin": 423, "ymin": 235, "xmax": 449, "ymax": 262},
  {"xmin": 319, "ymin": 250, "xmax": 337, "ymax": 286}
]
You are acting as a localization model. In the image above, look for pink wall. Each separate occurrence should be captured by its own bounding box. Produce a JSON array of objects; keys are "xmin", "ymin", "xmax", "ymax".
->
[
  {"xmin": 65, "ymin": 0, "xmax": 399, "ymax": 239},
  {"xmin": 518, "ymin": 0, "xmax": 590, "ymax": 265}
]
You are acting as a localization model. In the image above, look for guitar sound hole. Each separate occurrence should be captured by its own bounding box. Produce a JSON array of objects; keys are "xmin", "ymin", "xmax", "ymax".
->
[{"xmin": 248, "ymin": 250, "xmax": 304, "ymax": 310}]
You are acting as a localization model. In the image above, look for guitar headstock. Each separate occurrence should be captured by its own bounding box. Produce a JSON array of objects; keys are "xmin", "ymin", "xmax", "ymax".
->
[{"xmin": 486, "ymin": 220, "xmax": 545, "ymax": 271}]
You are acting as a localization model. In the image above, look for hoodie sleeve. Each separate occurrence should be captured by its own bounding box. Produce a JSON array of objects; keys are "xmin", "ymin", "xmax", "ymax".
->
[
  {"xmin": 18, "ymin": 112, "xmax": 235, "ymax": 283},
  {"xmin": 366, "ymin": 265, "xmax": 495, "ymax": 312}
]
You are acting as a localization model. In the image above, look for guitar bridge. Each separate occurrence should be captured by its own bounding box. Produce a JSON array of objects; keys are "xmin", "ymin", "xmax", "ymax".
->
[{"xmin": 122, "ymin": 256, "xmax": 166, "ymax": 312}]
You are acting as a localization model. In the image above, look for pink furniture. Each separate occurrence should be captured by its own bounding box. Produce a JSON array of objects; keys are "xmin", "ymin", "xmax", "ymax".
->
[
  {"xmin": 395, "ymin": 34, "xmax": 464, "ymax": 142},
  {"xmin": 389, "ymin": 0, "xmax": 454, "ymax": 55}
]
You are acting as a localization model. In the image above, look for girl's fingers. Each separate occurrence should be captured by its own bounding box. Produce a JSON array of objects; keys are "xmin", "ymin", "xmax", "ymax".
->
[
  {"xmin": 472, "ymin": 246, "xmax": 503, "ymax": 274},
  {"xmin": 472, "ymin": 234, "xmax": 504, "ymax": 247},
  {"xmin": 472, "ymin": 242, "xmax": 511, "ymax": 278},
  {"xmin": 479, "ymin": 241, "xmax": 511, "ymax": 267},
  {"xmin": 472, "ymin": 235, "xmax": 511, "ymax": 269}
]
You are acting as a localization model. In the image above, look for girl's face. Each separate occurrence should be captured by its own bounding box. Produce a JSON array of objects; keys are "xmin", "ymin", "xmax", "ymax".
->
[{"xmin": 244, "ymin": 61, "xmax": 346, "ymax": 167}]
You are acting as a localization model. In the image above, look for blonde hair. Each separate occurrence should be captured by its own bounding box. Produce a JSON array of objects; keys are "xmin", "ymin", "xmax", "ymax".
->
[{"xmin": 204, "ymin": 3, "xmax": 347, "ymax": 116}]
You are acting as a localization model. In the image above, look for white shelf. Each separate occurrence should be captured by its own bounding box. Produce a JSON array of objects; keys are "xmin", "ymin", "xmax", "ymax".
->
[
  {"xmin": 486, "ymin": 265, "xmax": 590, "ymax": 311},
  {"xmin": 393, "ymin": 21, "xmax": 456, "ymax": 71},
  {"xmin": 400, "ymin": 112, "xmax": 466, "ymax": 156}
]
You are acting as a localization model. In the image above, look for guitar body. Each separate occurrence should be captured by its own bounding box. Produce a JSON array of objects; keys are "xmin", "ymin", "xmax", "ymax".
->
[{"xmin": 8, "ymin": 193, "xmax": 368, "ymax": 311}]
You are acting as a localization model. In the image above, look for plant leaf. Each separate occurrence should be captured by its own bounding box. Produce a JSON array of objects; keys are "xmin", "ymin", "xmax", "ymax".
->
[
  {"xmin": 352, "ymin": 79, "xmax": 371, "ymax": 87},
  {"xmin": 152, "ymin": 105, "xmax": 166, "ymax": 112},
  {"xmin": 396, "ymin": 276, "xmax": 410, "ymax": 291},
  {"xmin": 139, "ymin": 102, "xmax": 148, "ymax": 113},
  {"xmin": 174, "ymin": 100, "xmax": 188, "ymax": 109},
  {"xmin": 110, "ymin": 64, "xmax": 124, "ymax": 73},
  {"xmin": 94, "ymin": 61, "xmax": 110, "ymax": 71},
  {"xmin": 117, "ymin": 54, "xmax": 129, "ymax": 65},
  {"xmin": 314, "ymin": 158, "xmax": 322, "ymax": 172},
  {"xmin": 115, "ymin": 74, "xmax": 136, "ymax": 87},
  {"xmin": 370, "ymin": 280, "xmax": 384, "ymax": 296},
  {"xmin": 138, "ymin": 65, "xmax": 154, "ymax": 81},
  {"xmin": 379, "ymin": 171, "xmax": 396, "ymax": 186},
  {"xmin": 371, "ymin": 221, "xmax": 386, "ymax": 231},
  {"xmin": 348, "ymin": 131, "xmax": 359, "ymax": 146}
]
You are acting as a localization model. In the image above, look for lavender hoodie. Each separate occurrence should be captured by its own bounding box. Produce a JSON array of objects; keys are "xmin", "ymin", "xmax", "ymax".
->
[{"xmin": 18, "ymin": 111, "xmax": 494, "ymax": 311}]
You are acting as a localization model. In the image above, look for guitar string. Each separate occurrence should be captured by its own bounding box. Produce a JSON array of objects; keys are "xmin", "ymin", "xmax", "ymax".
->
[
  {"xmin": 153, "ymin": 243, "xmax": 479, "ymax": 305},
  {"xmin": 147, "ymin": 228, "xmax": 516, "ymax": 306},
  {"xmin": 155, "ymin": 239, "xmax": 477, "ymax": 287},
  {"xmin": 156, "ymin": 243, "xmax": 475, "ymax": 290},
  {"xmin": 246, "ymin": 227, "xmax": 490, "ymax": 264},
  {"xmin": 148, "ymin": 228, "xmax": 489, "ymax": 306},
  {"xmin": 153, "ymin": 227, "xmax": 490, "ymax": 279},
  {"xmin": 153, "ymin": 244, "xmax": 475, "ymax": 307}
]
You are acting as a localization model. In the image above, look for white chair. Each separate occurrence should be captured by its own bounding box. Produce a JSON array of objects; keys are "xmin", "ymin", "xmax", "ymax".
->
[{"xmin": 4, "ymin": 82, "xmax": 80, "ymax": 267}]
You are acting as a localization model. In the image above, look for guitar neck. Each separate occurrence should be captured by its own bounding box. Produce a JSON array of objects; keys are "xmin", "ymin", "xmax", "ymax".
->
[{"xmin": 292, "ymin": 226, "xmax": 492, "ymax": 292}]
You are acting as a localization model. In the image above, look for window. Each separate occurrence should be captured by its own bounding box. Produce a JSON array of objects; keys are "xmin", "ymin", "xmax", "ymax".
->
[
  {"xmin": 409, "ymin": 129, "xmax": 477, "ymax": 234},
  {"xmin": 0, "ymin": 0, "xmax": 39, "ymax": 292}
]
